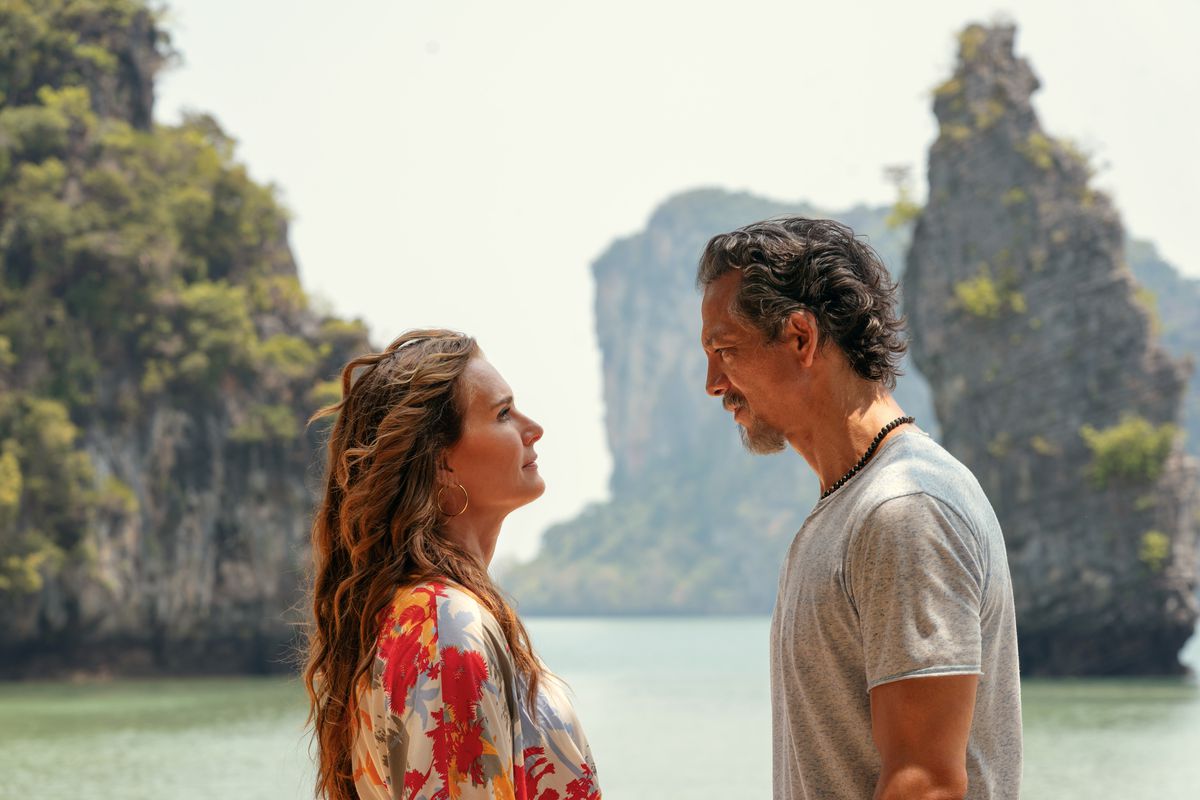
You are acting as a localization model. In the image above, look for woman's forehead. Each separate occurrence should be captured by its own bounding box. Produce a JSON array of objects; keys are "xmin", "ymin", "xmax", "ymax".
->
[{"xmin": 462, "ymin": 357, "xmax": 512, "ymax": 406}]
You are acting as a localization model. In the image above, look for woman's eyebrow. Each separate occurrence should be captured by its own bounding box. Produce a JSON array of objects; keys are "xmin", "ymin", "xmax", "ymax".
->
[{"xmin": 491, "ymin": 395, "xmax": 514, "ymax": 409}]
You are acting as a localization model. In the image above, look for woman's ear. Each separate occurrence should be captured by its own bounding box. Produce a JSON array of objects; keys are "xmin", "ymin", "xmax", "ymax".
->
[{"xmin": 436, "ymin": 453, "xmax": 456, "ymax": 486}]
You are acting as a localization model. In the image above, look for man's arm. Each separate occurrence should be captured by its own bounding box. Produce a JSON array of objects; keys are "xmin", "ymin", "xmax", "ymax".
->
[{"xmin": 870, "ymin": 674, "xmax": 979, "ymax": 800}]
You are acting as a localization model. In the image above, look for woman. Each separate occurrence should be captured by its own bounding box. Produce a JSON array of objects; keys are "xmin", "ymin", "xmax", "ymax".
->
[{"xmin": 304, "ymin": 329, "xmax": 600, "ymax": 800}]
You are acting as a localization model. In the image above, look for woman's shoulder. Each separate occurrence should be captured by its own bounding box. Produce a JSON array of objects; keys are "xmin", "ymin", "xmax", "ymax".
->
[
  {"xmin": 383, "ymin": 579, "xmax": 491, "ymax": 617},
  {"xmin": 369, "ymin": 581, "xmax": 506, "ymax": 723},
  {"xmin": 379, "ymin": 580, "xmax": 500, "ymax": 653}
]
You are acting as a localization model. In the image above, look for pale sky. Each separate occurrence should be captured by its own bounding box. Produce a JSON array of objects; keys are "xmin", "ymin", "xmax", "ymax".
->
[{"xmin": 155, "ymin": 0, "xmax": 1200, "ymax": 561}]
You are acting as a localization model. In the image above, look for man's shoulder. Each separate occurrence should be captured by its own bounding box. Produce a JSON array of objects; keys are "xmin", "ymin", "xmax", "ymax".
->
[
  {"xmin": 867, "ymin": 433, "xmax": 986, "ymax": 509},
  {"xmin": 846, "ymin": 432, "xmax": 1001, "ymax": 545}
]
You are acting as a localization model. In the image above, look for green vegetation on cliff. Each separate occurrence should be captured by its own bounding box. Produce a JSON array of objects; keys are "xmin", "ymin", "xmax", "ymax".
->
[
  {"xmin": 952, "ymin": 266, "xmax": 1026, "ymax": 318},
  {"xmin": 0, "ymin": 395, "xmax": 90, "ymax": 591},
  {"xmin": 1139, "ymin": 530, "xmax": 1170, "ymax": 574},
  {"xmin": 0, "ymin": 0, "xmax": 367, "ymax": 611},
  {"xmin": 1080, "ymin": 415, "xmax": 1179, "ymax": 488}
]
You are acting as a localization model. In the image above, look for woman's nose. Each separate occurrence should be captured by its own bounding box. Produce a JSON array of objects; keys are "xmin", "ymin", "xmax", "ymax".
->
[{"xmin": 525, "ymin": 420, "xmax": 544, "ymax": 445}]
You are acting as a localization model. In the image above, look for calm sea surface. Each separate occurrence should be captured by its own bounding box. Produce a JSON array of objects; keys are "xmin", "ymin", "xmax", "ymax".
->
[{"xmin": 1, "ymin": 617, "xmax": 1198, "ymax": 799}]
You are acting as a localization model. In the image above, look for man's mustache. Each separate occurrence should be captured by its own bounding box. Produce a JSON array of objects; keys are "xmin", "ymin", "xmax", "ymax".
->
[{"xmin": 723, "ymin": 394, "xmax": 747, "ymax": 413}]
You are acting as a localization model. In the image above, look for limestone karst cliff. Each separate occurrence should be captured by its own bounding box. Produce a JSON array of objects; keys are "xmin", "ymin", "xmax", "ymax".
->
[
  {"xmin": 904, "ymin": 24, "xmax": 1198, "ymax": 674},
  {"xmin": 0, "ymin": 0, "xmax": 369, "ymax": 676}
]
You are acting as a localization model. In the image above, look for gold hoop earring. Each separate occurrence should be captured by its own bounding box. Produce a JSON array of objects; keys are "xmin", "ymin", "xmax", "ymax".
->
[{"xmin": 436, "ymin": 483, "xmax": 469, "ymax": 517}]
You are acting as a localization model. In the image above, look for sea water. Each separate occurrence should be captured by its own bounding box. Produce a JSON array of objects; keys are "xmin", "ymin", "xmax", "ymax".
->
[{"xmin": 0, "ymin": 617, "xmax": 1196, "ymax": 799}]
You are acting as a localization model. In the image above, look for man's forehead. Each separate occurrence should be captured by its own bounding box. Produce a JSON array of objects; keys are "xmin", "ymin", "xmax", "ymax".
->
[{"xmin": 700, "ymin": 271, "xmax": 744, "ymax": 343}]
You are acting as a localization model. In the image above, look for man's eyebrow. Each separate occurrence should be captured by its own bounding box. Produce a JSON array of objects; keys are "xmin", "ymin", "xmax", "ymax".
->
[
  {"xmin": 702, "ymin": 329, "xmax": 730, "ymax": 349},
  {"xmin": 491, "ymin": 395, "xmax": 513, "ymax": 409}
]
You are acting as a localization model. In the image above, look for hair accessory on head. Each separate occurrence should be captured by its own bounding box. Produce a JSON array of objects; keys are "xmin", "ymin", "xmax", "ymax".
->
[
  {"xmin": 436, "ymin": 483, "xmax": 469, "ymax": 517},
  {"xmin": 387, "ymin": 337, "xmax": 429, "ymax": 358}
]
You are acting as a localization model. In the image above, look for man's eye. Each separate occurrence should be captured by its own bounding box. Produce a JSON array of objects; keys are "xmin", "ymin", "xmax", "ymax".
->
[{"xmin": 498, "ymin": 407, "xmax": 512, "ymax": 420}]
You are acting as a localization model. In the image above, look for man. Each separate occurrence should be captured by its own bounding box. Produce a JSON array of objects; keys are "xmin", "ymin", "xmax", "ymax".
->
[{"xmin": 697, "ymin": 217, "xmax": 1021, "ymax": 800}]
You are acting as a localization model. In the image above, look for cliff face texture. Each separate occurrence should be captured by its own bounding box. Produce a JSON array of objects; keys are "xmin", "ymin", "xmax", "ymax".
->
[
  {"xmin": 0, "ymin": 0, "xmax": 369, "ymax": 676},
  {"xmin": 904, "ymin": 25, "xmax": 1199, "ymax": 674}
]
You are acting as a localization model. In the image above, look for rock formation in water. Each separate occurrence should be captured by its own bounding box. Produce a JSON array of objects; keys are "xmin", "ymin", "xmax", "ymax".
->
[
  {"xmin": 504, "ymin": 191, "xmax": 928, "ymax": 612},
  {"xmin": 904, "ymin": 24, "xmax": 1199, "ymax": 674},
  {"xmin": 0, "ymin": 0, "xmax": 369, "ymax": 676}
]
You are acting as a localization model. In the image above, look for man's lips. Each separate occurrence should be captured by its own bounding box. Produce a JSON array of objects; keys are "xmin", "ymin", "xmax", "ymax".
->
[{"xmin": 523, "ymin": 455, "xmax": 538, "ymax": 468}]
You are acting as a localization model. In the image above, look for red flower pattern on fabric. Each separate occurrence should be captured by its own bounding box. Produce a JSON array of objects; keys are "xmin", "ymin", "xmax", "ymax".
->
[
  {"xmin": 352, "ymin": 583, "xmax": 600, "ymax": 800},
  {"xmin": 564, "ymin": 762, "xmax": 600, "ymax": 800},
  {"xmin": 428, "ymin": 646, "xmax": 490, "ymax": 792},
  {"xmin": 520, "ymin": 746, "xmax": 561, "ymax": 800},
  {"xmin": 404, "ymin": 767, "xmax": 430, "ymax": 797},
  {"xmin": 378, "ymin": 584, "xmax": 443, "ymax": 716},
  {"xmin": 441, "ymin": 646, "xmax": 488, "ymax": 722}
]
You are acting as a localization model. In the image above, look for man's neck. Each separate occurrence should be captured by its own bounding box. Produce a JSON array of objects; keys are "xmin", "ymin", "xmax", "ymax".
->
[{"xmin": 788, "ymin": 383, "xmax": 910, "ymax": 497}]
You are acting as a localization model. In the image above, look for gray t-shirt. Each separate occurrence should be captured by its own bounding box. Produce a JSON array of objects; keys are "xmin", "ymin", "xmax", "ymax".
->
[{"xmin": 771, "ymin": 428, "xmax": 1021, "ymax": 800}]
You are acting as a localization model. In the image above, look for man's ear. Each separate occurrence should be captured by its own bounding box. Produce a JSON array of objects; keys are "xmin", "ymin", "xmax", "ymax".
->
[{"xmin": 782, "ymin": 309, "xmax": 820, "ymax": 367}]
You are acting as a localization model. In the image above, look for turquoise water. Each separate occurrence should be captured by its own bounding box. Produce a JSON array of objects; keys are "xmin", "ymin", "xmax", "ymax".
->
[{"xmin": 1, "ymin": 618, "xmax": 1197, "ymax": 799}]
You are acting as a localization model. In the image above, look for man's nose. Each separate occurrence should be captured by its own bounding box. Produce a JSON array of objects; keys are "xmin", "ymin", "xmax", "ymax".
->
[{"xmin": 706, "ymin": 358, "xmax": 728, "ymax": 397}]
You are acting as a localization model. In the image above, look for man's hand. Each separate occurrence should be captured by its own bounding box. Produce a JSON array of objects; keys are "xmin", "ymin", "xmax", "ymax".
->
[{"xmin": 870, "ymin": 674, "xmax": 979, "ymax": 800}]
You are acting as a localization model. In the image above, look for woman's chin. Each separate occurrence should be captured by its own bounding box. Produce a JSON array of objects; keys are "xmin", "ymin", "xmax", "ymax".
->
[{"xmin": 523, "ymin": 473, "xmax": 547, "ymax": 502}]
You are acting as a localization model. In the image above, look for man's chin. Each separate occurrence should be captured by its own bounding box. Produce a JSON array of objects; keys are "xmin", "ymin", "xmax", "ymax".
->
[{"xmin": 738, "ymin": 422, "xmax": 787, "ymax": 455}]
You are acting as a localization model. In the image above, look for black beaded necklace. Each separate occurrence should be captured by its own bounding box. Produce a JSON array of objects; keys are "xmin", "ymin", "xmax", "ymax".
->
[{"xmin": 819, "ymin": 416, "xmax": 916, "ymax": 501}]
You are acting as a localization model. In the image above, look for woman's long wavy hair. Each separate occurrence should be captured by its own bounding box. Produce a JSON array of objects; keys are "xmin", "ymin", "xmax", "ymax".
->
[{"xmin": 303, "ymin": 329, "xmax": 545, "ymax": 800}]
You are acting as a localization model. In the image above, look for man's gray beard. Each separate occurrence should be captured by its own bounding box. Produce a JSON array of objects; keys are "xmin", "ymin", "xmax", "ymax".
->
[{"xmin": 739, "ymin": 416, "xmax": 787, "ymax": 455}]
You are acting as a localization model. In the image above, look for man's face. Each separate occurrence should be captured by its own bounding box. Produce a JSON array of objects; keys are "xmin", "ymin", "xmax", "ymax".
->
[{"xmin": 700, "ymin": 270, "xmax": 794, "ymax": 454}]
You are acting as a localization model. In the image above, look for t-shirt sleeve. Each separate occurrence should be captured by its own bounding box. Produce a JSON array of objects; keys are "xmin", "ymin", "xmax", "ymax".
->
[{"xmin": 846, "ymin": 493, "xmax": 986, "ymax": 691}]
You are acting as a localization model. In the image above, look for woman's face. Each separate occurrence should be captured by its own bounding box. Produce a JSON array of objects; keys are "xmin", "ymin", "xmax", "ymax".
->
[{"xmin": 442, "ymin": 356, "xmax": 545, "ymax": 516}]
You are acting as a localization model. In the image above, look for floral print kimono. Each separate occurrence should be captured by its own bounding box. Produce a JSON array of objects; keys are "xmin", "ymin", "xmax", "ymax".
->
[{"xmin": 352, "ymin": 582, "xmax": 601, "ymax": 800}]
